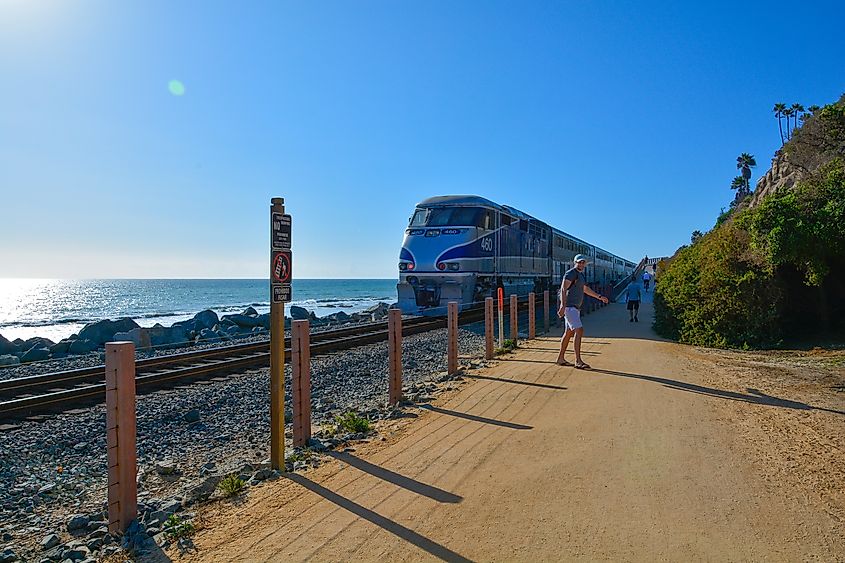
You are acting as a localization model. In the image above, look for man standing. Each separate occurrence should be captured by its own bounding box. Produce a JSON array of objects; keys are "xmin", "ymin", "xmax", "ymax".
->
[
  {"xmin": 556, "ymin": 254, "xmax": 609, "ymax": 369},
  {"xmin": 625, "ymin": 278, "xmax": 642, "ymax": 322}
]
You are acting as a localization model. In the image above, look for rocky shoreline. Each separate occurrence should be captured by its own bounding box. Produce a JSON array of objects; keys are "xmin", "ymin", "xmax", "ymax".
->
[
  {"xmin": 0, "ymin": 326, "xmax": 488, "ymax": 562},
  {"xmin": 0, "ymin": 302, "xmax": 395, "ymax": 373}
]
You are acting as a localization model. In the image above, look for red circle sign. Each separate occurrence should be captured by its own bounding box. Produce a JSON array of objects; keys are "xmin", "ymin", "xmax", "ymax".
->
[{"xmin": 273, "ymin": 252, "xmax": 291, "ymax": 283}]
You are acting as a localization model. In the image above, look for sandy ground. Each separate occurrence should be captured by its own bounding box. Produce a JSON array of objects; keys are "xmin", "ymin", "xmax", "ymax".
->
[{"xmin": 164, "ymin": 300, "xmax": 845, "ymax": 563}]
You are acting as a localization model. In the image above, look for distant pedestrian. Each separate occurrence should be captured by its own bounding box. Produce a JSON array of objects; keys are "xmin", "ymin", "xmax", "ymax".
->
[
  {"xmin": 557, "ymin": 254, "xmax": 609, "ymax": 370},
  {"xmin": 642, "ymin": 270, "xmax": 651, "ymax": 292},
  {"xmin": 625, "ymin": 279, "xmax": 642, "ymax": 322}
]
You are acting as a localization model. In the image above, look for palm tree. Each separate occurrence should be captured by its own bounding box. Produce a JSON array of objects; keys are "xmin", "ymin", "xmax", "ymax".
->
[
  {"xmin": 736, "ymin": 153, "xmax": 756, "ymax": 195},
  {"xmin": 807, "ymin": 104, "xmax": 821, "ymax": 116},
  {"xmin": 791, "ymin": 103, "xmax": 805, "ymax": 133},
  {"xmin": 783, "ymin": 107, "xmax": 794, "ymax": 139},
  {"xmin": 773, "ymin": 103, "xmax": 787, "ymax": 144},
  {"xmin": 730, "ymin": 175, "xmax": 746, "ymax": 193}
]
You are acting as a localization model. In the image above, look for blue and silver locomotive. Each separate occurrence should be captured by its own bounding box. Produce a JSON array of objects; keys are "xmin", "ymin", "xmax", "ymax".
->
[{"xmin": 397, "ymin": 195, "xmax": 635, "ymax": 314}]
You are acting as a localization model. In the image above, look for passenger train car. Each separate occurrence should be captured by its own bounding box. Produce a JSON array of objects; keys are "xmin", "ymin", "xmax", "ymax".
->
[{"xmin": 397, "ymin": 195, "xmax": 635, "ymax": 313}]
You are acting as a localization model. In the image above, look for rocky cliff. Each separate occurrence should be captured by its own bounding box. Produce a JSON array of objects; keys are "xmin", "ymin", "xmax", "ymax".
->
[{"xmin": 751, "ymin": 93, "xmax": 845, "ymax": 206}]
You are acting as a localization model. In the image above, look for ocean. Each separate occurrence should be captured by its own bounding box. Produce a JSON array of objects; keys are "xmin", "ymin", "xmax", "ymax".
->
[{"xmin": 0, "ymin": 279, "xmax": 398, "ymax": 342}]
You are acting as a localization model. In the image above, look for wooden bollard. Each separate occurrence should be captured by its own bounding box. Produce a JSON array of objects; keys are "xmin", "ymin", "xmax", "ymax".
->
[
  {"xmin": 105, "ymin": 342, "xmax": 137, "ymax": 534},
  {"xmin": 484, "ymin": 297, "xmax": 494, "ymax": 359},
  {"xmin": 388, "ymin": 308, "xmax": 403, "ymax": 405},
  {"xmin": 543, "ymin": 290, "xmax": 550, "ymax": 334},
  {"xmin": 509, "ymin": 294, "xmax": 518, "ymax": 341},
  {"xmin": 292, "ymin": 320, "xmax": 311, "ymax": 447},
  {"xmin": 447, "ymin": 302, "xmax": 458, "ymax": 374},
  {"xmin": 528, "ymin": 292, "xmax": 536, "ymax": 339}
]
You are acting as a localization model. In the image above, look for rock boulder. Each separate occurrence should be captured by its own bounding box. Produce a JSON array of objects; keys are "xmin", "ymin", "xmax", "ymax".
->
[
  {"xmin": 77, "ymin": 318, "xmax": 140, "ymax": 345},
  {"xmin": 0, "ymin": 354, "xmax": 20, "ymax": 367},
  {"xmin": 0, "ymin": 334, "xmax": 19, "ymax": 356},
  {"xmin": 68, "ymin": 339, "xmax": 99, "ymax": 355},
  {"xmin": 289, "ymin": 306, "xmax": 310, "ymax": 320},
  {"xmin": 220, "ymin": 314, "xmax": 261, "ymax": 328},
  {"xmin": 21, "ymin": 346, "xmax": 50, "ymax": 363},
  {"xmin": 112, "ymin": 327, "xmax": 151, "ymax": 350}
]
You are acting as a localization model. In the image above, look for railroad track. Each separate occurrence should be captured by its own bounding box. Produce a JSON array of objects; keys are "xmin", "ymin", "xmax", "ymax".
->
[{"xmin": 0, "ymin": 304, "xmax": 494, "ymax": 420}]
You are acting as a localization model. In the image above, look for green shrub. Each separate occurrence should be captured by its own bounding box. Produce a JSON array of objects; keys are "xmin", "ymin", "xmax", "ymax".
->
[
  {"xmin": 655, "ymin": 159, "xmax": 845, "ymax": 348},
  {"xmin": 218, "ymin": 474, "xmax": 246, "ymax": 497},
  {"xmin": 743, "ymin": 158, "xmax": 845, "ymax": 285},
  {"xmin": 333, "ymin": 411, "xmax": 371, "ymax": 434},
  {"xmin": 654, "ymin": 221, "xmax": 783, "ymax": 348},
  {"xmin": 494, "ymin": 339, "xmax": 518, "ymax": 355},
  {"xmin": 162, "ymin": 514, "xmax": 195, "ymax": 540}
]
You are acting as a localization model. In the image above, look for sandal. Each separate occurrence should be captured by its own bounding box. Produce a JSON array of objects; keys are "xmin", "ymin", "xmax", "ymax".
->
[
  {"xmin": 557, "ymin": 360, "xmax": 574, "ymax": 367},
  {"xmin": 575, "ymin": 362, "xmax": 592, "ymax": 370}
]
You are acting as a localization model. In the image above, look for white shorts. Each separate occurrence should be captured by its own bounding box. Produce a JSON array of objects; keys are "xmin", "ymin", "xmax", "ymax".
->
[{"xmin": 564, "ymin": 307, "xmax": 583, "ymax": 331}]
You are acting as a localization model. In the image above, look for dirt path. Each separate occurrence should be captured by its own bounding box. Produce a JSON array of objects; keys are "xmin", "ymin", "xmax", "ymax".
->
[{"xmin": 171, "ymin": 302, "xmax": 845, "ymax": 562}]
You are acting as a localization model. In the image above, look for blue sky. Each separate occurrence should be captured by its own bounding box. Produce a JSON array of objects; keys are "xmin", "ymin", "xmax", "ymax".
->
[{"xmin": 1, "ymin": 0, "xmax": 843, "ymax": 278}]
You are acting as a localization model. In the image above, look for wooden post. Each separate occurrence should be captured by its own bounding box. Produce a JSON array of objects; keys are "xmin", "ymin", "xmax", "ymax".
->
[
  {"xmin": 105, "ymin": 342, "xmax": 137, "ymax": 534},
  {"xmin": 528, "ymin": 292, "xmax": 536, "ymax": 339},
  {"xmin": 270, "ymin": 197, "xmax": 286, "ymax": 470},
  {"xmin": 292, "ymin": 320, "xmax": 311, "ymax": 447},
  {"xmin": 484, "ymin": 297, "xmax": 494, "ymax": 359},
  {"xmin": 388, "ymin": 308, "xmax": 403, "ymax": 405},
  {"xmin": 510, "ymin": 294, "xmax": 518, "ymax": 342},
  {"xmin": 447, "ymin": 301, "xmax": 458, "ymax": 374},
  {"xmin": 543, "ymin": 290, "xmax": 550, "ymax": 334}
]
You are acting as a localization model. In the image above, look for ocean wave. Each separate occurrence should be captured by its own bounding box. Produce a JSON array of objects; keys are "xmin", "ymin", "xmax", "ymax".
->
[
  {"xmin": 304, "ymin": 296, "xmax": 392, "ymax": 304},
  {"xmin": 0, "ymin": 318, "xmax": 92, "ymax": 328}
]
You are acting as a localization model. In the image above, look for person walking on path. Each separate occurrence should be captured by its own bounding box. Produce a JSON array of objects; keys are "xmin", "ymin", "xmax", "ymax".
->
[
  {"xmin": 642, "ymin": 270, "xmax": 651, "ymax": 292},
  {"xmin": 625, "ymin": 278, "xmax": 642, "ymax": 322},
  {"xmin": 557, "ymin": 254, "xmax": 609, "ymax": 369}
]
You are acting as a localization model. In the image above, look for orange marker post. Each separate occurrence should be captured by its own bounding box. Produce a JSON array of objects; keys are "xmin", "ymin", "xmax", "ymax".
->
[
  {"xmin": 447, "ymin": 301, "xmax": 459, "ymax": 374},
  {"xmin": 388, "ymin": 308, "xmax": 403, "ymax": 405},
  {"xmin": 292, "ymin": 320, "xmax": 311, "ymax": 447},
  {"xmin": 484, "ymin": 297, "xmax": 494, "ymax": 359},
  {"xmin": 510, "ymin": 294, "xmax": 518, "ymax": 342},
  {"xmin": 105, "ymin": 342, "xmax": 137, "ymax": 534},
  {"xmin": 528, "ymin": 292, "xmax": 536, "ymax": 339}
]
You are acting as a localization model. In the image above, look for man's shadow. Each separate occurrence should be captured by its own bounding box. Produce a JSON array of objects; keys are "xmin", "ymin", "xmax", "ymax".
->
[{"xmin": 592, "ymin": 368, "xmax": 845, "ymax": 416}]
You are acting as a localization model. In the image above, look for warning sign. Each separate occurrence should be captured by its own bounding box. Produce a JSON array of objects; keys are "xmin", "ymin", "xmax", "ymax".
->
[
  {"xmin": 272, "ymin": 284, "xmax": 291, "ymax": 303},
  {"xmin": 272, "ymin": 213, "xmax": 292, "ymax": 250},
  {"xmin": 272, "ymin": 251, "xmax": 292, "ymax": 283}
]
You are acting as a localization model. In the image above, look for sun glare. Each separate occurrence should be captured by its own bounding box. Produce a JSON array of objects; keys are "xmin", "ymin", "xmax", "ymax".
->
[{"xmin": 168, "ymin": 80, "xmax": 186, "ymax": 96}]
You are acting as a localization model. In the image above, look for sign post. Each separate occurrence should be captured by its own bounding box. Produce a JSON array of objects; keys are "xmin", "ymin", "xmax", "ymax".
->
[{"xmin": 270, "ymin": 198, "xmax": 292, "ymax": 470}]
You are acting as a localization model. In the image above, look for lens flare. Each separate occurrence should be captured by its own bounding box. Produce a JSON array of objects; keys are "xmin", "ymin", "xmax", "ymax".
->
[{"xmin": 168, "ymin": 80, "xmax": 185, "ymax": 96}]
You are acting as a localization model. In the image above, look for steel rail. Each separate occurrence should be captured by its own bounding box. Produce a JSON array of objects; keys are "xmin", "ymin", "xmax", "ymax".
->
[{"xmin": 0, "ymin": 303, "xmax": 496, "ymax": 419}]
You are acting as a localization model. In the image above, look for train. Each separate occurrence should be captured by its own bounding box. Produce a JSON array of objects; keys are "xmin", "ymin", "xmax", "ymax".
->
[{"xmin": 397, "ymin": 195, "xmax": 636, "ymax": 314}]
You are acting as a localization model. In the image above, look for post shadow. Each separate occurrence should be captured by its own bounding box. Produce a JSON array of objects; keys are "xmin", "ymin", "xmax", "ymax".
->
[
  {"xmin": 285, "ymin": 473, "xmax": 475, "ymax": 563},
  {"xmin": 591, "ymin": 368, "xmax": 845, "ymax": 416},
  {"xmin": 462, "ymin": 373, "xmax": 567, "ymax": 391},
  {"xmin": 417, "ymin": 403, "xmax": 534, "ymax": 430},
  {"xmin": 327, "ymin": 451, "xmax": 462, "ymax": 503}
]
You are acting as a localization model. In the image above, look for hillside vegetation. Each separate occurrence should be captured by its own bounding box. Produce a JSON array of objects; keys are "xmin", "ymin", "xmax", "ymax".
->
[{"xmin": 654, "ymin": 96, "xmax": 845, "ymax": 348}]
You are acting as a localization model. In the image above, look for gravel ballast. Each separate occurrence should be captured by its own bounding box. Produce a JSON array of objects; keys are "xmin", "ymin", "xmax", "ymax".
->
[{"xmin": 0, "ymin": 327, "xmax": 488, "ymax": 560}]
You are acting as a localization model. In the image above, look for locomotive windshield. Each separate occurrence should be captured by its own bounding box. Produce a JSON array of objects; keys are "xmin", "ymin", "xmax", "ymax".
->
[{"xmin": 409, "ymin": 207, "xmax": 494, "ymax": 228}]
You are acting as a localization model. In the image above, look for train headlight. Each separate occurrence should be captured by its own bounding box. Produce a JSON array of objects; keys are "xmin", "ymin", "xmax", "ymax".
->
[
  {"xmin": 407, "ymin": 263, "xmax": 415, "ymax": 271},
  {"xmin": 437, "ymin": 262, "xmax": 446, "ymax": 271},
  {"xmin": 399, "ymin": 263, "xmax": 407, "ymax": 271},
  {"xmin": 447, "ymin": 263, "xmax": 460, "ymax": 271}
]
